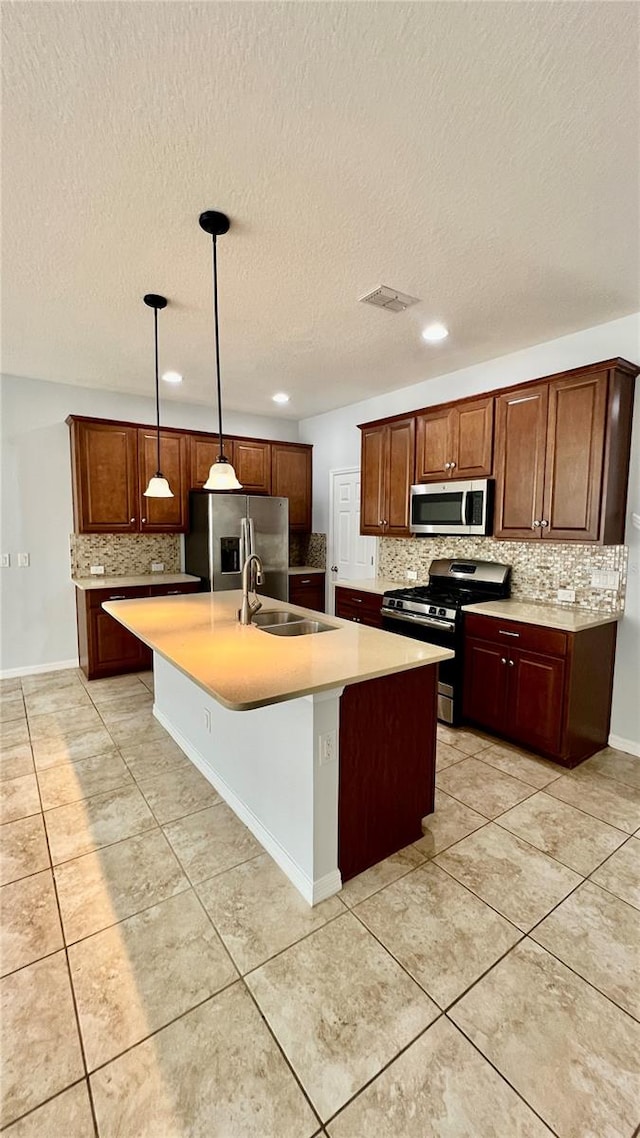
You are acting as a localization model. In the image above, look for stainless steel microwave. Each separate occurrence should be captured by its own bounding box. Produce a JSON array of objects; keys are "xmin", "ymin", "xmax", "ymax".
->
[{"xmin": 410, "ymin": 479, "xmax": 494, "ymax": 536}]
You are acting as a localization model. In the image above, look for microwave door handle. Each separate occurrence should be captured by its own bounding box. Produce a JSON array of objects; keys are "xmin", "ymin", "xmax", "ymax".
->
[{"xmin": 461, "ymin": 489, "xmax": 469, "ymax": 525}]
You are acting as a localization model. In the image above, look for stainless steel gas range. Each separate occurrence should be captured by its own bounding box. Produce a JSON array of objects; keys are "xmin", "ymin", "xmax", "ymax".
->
[{"xmin": 381, "ymin": 558, "xmax": 511, "ymax": 725}]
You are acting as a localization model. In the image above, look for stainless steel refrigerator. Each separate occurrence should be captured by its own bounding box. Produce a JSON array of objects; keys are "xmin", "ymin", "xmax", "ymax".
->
[{"xmin": 185, "ymin": 491, "xmax": 289, "ymax": 600}]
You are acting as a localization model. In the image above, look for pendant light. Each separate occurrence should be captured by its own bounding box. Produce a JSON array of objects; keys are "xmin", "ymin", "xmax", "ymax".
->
[
  {"xmin": 143, "ymin": 293, "xmax": 174, "ymax": 498},
  {"xmin": 199, "ymin": 210, "xmax": 242, "ymax": 491}
]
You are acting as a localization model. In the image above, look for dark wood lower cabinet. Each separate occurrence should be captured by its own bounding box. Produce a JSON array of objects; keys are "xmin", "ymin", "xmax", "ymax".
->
[
  {"xmin": 463, "ymin": 613, "xmax": 616, "ymax": 766},
  {"xmin": 334, "ymin": 586, "xmax": 383, "ymax": 627},
  {"xmin": 339, "ymin": 664, "xmax": 436, "ymax": 881},
  {"xmin": 288, "ymin": 572, "xmax": 325, "ymax": 612},
  {"xmin": 76, "ymin": 581, "xmax": 201, "ymax": 680}
]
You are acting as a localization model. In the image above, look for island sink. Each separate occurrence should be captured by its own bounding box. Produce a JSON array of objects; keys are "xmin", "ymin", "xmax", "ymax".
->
[
  {"xmin": 260, "ymin": 618, "xmax": 337, "ymax": 637},
  {"xmin": 252, "ymin": 610, "xmax": 303, "ymax": 627}
]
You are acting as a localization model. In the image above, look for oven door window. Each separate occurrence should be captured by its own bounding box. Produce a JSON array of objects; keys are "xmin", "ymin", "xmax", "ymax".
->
[{"xmin": 411, "ymin": 491, "xmax": 464, "ymax": 528}]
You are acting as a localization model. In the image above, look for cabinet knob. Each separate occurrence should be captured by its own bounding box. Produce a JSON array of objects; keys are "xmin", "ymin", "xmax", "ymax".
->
[
  {"xmin": 532, "ymin": 520, "xmax": 541, "ymax": 528},
  {"xmin": 142, "ymin": 517, "xmax": 147, "ymax": 524},
  {"xmin": 508, "ymin": 659, "xmax": 515, "ymax": 666},
  {"xmin": 444, "ymin": 462, "xmax": 451, "ymax": 470},
  {"xmin": 501, "ymin": 657, "xmax": 507, "ymax": 664},
  {"xmin": 450, "ymin": 461, "xmax": 456, "ymax": 470},
  {"xmin": 130, "ymin": 518, "xmax": 136, "ymax": 523},
  {"xmin": 540, "ymin": 520, "xmax": 549, "ymax": 528}
]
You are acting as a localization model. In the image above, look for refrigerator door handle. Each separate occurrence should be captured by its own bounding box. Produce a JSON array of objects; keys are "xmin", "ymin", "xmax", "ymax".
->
[
  {"xmin": 248, "ymin": 517, "xmax": 256, "ymax": 559},
  {"xmin": 239, "ymin": 516, "xmax": 248, "ymax": 569}
]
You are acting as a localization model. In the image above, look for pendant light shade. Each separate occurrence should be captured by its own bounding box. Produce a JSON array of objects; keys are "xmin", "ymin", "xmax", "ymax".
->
[
  {"xmin": 143, "ymin": 293, "xmax": 174, "ymax": 499},
  {"xmin": 199, "ymin": 210, "xmax": 242, "ymax": 492}
]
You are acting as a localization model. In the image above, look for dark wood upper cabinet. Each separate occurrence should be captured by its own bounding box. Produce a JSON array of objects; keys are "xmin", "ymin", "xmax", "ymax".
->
[
  {"xmin": 271, "ymin": 444, "xmax": 312, "ymax": 532},
  {"xmin": 542, "ymin": 371, "xmax": 607, "ymax": 542},
  {"xmin": 360, "ymin": 425, "xmax": 387, "ymax": 536},
  {"xmin": 69, "ymin": 419, "xmax": 139, "ymax": 533},
  {"xmin": 360, "ymin": 418, "xmax": 415, "ymax": 537},
  {"xmin": 233, "ymin": 440, "xmax": 271, "ymax": 494},
  {"xmin": 415, "ymin": 397, "xmax": 493, "ymax": 482},
  {"xmin": 493, "ymin": 384, "xmax": 548, "ymax": 539},
  {"xmin": 138, "ymin": 429, "xmax": 189, "ymax": 533},
  {"xmin": 190, "ymin": 434, "xmax": 235, "ymax": 488}
]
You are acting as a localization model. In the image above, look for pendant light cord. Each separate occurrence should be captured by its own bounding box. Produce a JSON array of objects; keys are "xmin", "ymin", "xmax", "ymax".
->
[
  {"xmin": 211, "ymin": 235, "xmax": 225, "ymax": 460},
  {"xmin": 154, "ymin": 306, "xmax": 161, "ymax": 475}
]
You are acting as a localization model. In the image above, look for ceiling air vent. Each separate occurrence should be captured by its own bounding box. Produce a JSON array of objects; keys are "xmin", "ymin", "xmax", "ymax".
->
[{"xmin": 359, "ymin": 285, "xmax": 420, "ymax": 313}]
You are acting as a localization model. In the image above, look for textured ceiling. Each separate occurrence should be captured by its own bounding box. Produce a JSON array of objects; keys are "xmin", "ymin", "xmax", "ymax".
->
[{"xmin": 2, "ymin": 1, "xmax": 638, "ymax": 419}]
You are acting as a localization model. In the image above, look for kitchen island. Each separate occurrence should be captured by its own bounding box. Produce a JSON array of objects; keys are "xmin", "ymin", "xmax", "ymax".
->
[{"xmin": 104, "ymin": 591, "xmax": 452, "ymax": 903}]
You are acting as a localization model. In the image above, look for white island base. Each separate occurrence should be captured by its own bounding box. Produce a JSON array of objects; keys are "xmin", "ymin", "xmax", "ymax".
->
[{"xmin": 153, "ymin": 653, "xmax": 344, "ymax": 904}]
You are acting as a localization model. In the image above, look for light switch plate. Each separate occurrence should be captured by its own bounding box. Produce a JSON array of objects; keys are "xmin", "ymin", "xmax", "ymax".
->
[
  {"xmin": 151, "ymin": 562, "xmax": 165, "ymax": 573},
  {"xmin": 90, "ymin": 565, "xmax": 105, "ymax": 575},
  {"xmin": 17, "ymin": 553, "xmax": 30, "ymax": 568},
  {"xmin": 0, "ymin": 554, "xmax": 10, "ymax": 568},
  {"xmin": 591, "ymin": 570, "xmax": 620, "ymax": 590},
  {"xmin": 406, "ymin": 570, "xmax": 418, "ymax": 580}
]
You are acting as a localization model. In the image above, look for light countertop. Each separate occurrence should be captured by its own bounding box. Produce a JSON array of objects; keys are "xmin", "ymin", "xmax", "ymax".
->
[
  {"xmin": 463, "ymin": 599, "xmax": 622, "ymax": 633},
  {"xmin": 333, "ymin": 577, "xmax": 403, "ymax": 595},
  {"xmin": 104, "ymin": 590, "xmax": 453, "ymax": 712},
  {"xmin": 73, "ymin": 573, "xmax": 201, "ymax": 592},
  {"xmin": 288, "ymin": 566, "xmax": 325, "ymax": 576}
]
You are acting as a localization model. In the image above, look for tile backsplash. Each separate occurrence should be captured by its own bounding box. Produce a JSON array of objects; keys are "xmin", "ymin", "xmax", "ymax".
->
[
  {"xmin": 378, "ymin": 537, "xmax": 627, "ymax": 614},
  {"xmin": 70, "ymin": 534, "xmax": 182, "ymax": 578},
  {"xmin": 289, "ymin": 533, "xmax": 327, "ymax": 570}
]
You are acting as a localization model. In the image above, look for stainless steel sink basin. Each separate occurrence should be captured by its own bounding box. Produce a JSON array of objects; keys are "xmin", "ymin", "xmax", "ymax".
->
[
  {"xmin": 258, "ymin": 619, "xmax": 338, "ymax": 637},
  {"xmin": 252, "ymin": 610, "xmax": 303, "ymax": 627}
]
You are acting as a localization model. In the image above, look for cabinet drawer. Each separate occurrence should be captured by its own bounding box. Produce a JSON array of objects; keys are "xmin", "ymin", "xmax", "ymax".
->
[
  {"xmin": 289, "ymin": 573, "xmax": 325, "ymax": 613},
  {"xmin": 147, "ymin": 582, "xmax": 201, "ymax": 597},
  {"xmin": 464, "ymin": 613, "xmax": 568, "ymax": 658},
  {"xmin": 86, "ymin": 586, "xmax": 150, "ymax": 608}
]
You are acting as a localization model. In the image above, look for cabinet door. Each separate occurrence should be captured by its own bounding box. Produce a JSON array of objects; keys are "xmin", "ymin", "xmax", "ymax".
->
[
  {"xmin": 542, "ymin": 371, "xmax": 607, "ymax": 542},
  {"xmin": 71, "ymin": 421, "xmax": 138, "ymax": 533},
  {"xmin": 385, "ymin": 417, "xmax": 416, "ymax": 537},
  {"xmin": 454, "ymin": 397, "xmax": 494, "ymax": 479},
  {"xmin": 89, "ymin": 608, "xmax": 149, "ymax": 676},
  {"xmin": 138, "ymin": 430, "xmax": 189, "ymax": 532},
  {"xmin": 234, "ymin": 440, "xmax": 271, "ymax": 494},
  {"xmin": 463, "ymin": 637, "xmax": 509, "ymax": 732},
  {"xmin": 494, "ymin": 384, "xmax": 548, "ymax": 539},
  {"xmin": 507, "ymin": 649, "xmax": 565, "ymax": 755},
  {"xmin": 289, "ymin": 574, "xmax": 325, "ymax": 612},
  {"xmin": 271, "ymin": 445, "xmax": 312, "ymax": 532},
  {"xmin": 415, "ymin": 409, "xmax": 453, "ymax": 482},
  {"xmin": 190, "ymin": 434, "xmax": 235, "ymax": 488},
  {"xmin": 360, "ymin": 426, "xmax": 387, "ymax": 536}
]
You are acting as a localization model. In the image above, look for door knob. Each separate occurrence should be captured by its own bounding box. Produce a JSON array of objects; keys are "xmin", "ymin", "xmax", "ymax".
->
[{"xmin": 331, "ymin": 565, "xmax": 338, "ymax": 573}]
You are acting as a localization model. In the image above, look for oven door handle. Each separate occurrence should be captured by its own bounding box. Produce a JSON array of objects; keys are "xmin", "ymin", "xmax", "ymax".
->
[{"xmin": 381, "ymin": 608, "xmax": 454, "ymax": 632}]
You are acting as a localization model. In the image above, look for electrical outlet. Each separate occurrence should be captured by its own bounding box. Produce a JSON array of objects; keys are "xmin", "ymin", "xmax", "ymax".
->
[
  {"xmin": 406, "ymin": 570, "xmax": 418, "ymax": 581},
  {"xmin": 319, "ymin": 730, "xmax": 337, "ymax": 765},
  {"xmin": 151, "ymin": 562, "xmax": 165, "ymax": 573},
  {"xmin": 0, "ymin": 554, "xmax": 10, "ymax": 568},
  {"xmin": 17, "ymin": 553, "xmax": 30, "ymax": 568},
  {"xmin": 557, "ymin": 588, "xmax": 575, "ymax": 603},
  {"xmin": 90, "ymin": 565, "xmax": 105, "ymax": 575}
]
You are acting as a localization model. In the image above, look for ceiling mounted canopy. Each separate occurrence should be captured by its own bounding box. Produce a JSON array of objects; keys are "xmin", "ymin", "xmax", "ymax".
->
[
  {"xmin": 199, "ymin": 210, "xmax": 242, "ymax": 492},
  {"xmin": 143, "ymin": 293, "xmax": 174, "ymax": 499}
]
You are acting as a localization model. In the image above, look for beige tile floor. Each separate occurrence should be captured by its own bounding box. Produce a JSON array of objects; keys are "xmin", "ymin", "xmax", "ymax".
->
[{"xmin": 1, "ymin": 667, "xmax": 639, "ymax": 1137}]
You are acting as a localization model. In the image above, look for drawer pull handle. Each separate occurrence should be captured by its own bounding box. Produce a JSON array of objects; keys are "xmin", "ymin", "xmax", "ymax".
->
[
  {"xmin": 167, "ymin": 590, "xmax": 180, "ymax": 595},
  {"xmin": 353, "ymin": 597, "xmax": 362, "ymax": 603},
  {"xmin": 301, "ymin": 579, "xmax": 311, "ymax": 584},
  {"xmin": 498, "ymin": 630, "xmax": 520, "ymax": 637},
  {"xmin": 109, "ymin": 595, "xmax": 126, "ymax": 600}
]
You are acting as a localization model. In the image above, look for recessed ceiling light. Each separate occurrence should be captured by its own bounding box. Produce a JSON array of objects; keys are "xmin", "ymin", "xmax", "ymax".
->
[
  {"xmin": 272, "ymin": 392, "xmax": 290, "ymax": 404},
  {"xmin": 422, "ymin": 323, "xmax": 449, "ymax": 343},
  {"xmin": 162, "ymin": 370, "xmax": 183, "ymax": 384}
]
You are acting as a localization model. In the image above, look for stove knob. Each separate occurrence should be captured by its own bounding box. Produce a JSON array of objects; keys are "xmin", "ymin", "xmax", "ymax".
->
[
  {"xmin": 429, "ymin": 606, "xmax": 437, "ymax": 615},
  {"xmin": 438, "ymin": 608, "xmax": 447, "ymax": 617},
  {"xmin": 396, "ymin": 601, "xmax": 403, "ymax": 609}
]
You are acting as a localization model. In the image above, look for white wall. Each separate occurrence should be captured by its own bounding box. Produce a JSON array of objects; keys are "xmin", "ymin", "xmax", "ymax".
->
[
  {"xmin": 299, "ymin": 313, "xmax": 640, "ymax": 750},
  {"xmin": 0, "ymin": 374, "xmax": 298, "ymax": 673}
]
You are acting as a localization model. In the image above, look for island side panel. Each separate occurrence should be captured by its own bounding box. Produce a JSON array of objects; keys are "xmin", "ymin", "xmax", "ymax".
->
[{"xmin": 338, "ymin": 664, "xmax": 437, "ymax": 882}]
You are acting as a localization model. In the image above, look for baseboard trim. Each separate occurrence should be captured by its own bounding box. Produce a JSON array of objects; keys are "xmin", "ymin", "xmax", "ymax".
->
[
  {"xmin": 0, "ymin": 659, "xmax": 78, "ymax": 680},
  {"xmin": 154, "ymin": 706, "xmax": 341, "ymax": 906},
  {"xmin": 608, "ymin": 733, "xmax": 640, "ymax": 758}
]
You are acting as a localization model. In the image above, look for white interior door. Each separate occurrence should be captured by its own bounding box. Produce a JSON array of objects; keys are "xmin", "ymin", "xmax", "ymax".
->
[{"xmin": 328, "ymin": 468, "xmax": 376, "ymax": 613}]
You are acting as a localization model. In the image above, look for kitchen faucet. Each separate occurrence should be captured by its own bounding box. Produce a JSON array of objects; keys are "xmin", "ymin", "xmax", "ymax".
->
[{"xmin": 239, "ymin": 553, "xmax": 264, "ymax": 625}]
